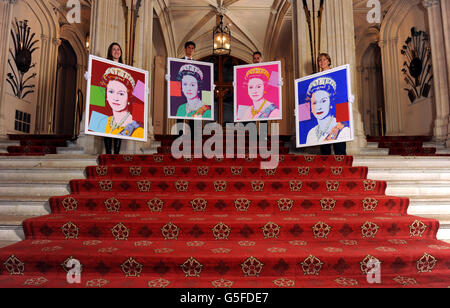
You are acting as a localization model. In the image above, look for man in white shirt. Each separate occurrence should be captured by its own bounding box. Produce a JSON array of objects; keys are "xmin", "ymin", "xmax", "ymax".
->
[{"xmin": 179, "ymin": 41, "xmax": 197, "ymax": 141}]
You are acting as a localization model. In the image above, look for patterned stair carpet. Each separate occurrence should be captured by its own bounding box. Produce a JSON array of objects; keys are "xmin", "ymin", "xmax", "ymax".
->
[
  {"xmin": 1, "ymin": 134, "xmax": 73, "ymax": 156},
  {"xmin": 367, "ymin": 136, "xmax": 447, "ymax": 156},
  {"xmin": 0, "ymin": 140, "xmax": 449, "ymax": 288}
]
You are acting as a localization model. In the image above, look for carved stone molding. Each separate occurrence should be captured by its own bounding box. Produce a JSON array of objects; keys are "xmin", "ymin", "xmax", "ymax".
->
[{"xmin": 422, "ymin": 0, "xmax": 440, "ymax": 8}]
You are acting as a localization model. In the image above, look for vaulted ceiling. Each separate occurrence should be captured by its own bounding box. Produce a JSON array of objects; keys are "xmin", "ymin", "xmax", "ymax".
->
[{"xmin": 154, "ymin": 0, "xmax": 292, "ymax": 61}]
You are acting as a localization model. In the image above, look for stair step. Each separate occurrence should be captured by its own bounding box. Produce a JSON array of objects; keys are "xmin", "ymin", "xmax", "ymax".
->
[
  {"xmin": 0, "ymin": 141, "xmax": 20, "ymax": 147},
  {"xmin": 358, "ymin": 148, "xmax": 390, "ymax": 156},
  {"xmin": 408, "ymin": 197, "xmax": 450, "ymax": 215},
  {"xmin": 386, "ymin": 181, "xmax": 450, "ymax": 196},
  {"xmin": 0, "ymin": 241, "xmax": 18, "ymax": 249},
  {"xmin": 57, "ymin": 146, "xmax": 85, "ymax": 154},
  {"xmin": 0, "ymin": 215, "xmax": 35, "ymax": 241},
  {"xmin": 0, "ymin": 238, "xmax": 448, "ymax": 287},
  {"xmin": 436, "ymin": 149, "xmax": 450, "ymax": 154},
  {"xmin": 0, "ymin": 196, "xmax": 51, "ymax": 216},
  {"xmin": 423, "ymin": 142, "xmax": 446, "ymax": 149},
  {"xmin": 0, "ymin": 183, "xmax": 69, "ymax": 196},
  {"xmin": 368, "ymin": 168, "xmax": 450, "ymax": 181},
  {"xmin": 354, "ymin": 156, "xmax": 450, "ymax": 168},
  {"xmin": 0, "ymin": 168, "xmax": 85, "ymax": 181},
  {"xmin": 0, "ymin": 225, "xmax": 25, "ymax": 241},
  {"xmin": 0, "ymin": 155, "xmax": 97, "ymax": 168},
  {"xmin": 0, "ymin": 215, "xmax": 34, "ymax": 225}
]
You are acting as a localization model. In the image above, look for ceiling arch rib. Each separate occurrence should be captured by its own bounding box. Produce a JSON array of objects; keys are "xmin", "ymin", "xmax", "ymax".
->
[
  {"xmin": 223, "ymin": 10, "xmax": 261, "ymax": 53},
  {"xmin": 165, "ymin": 0, "xmax": 283, "ymax": 60},
  {"xmin": 176, "ymin": 11, "xmax": 216, "ymax": 56},
  {"xmin": 264, "ymin": 0, "xmax": 291, "ymax": 59}
]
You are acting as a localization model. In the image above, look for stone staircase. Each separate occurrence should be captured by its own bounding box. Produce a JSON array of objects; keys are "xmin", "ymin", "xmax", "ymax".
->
[
  {"xmin": 0, "ymin": 154, "xmax": 97, "ymax": 248},
  {"xmin": 354, "ymin": 155, "xmax": 450, "ymax": 242},
  {"xmin": 1, "ymin": 144, "xmax": 450, "ymax": 249}
]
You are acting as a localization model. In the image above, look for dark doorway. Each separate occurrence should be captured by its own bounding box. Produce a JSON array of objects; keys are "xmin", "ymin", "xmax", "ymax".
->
[
  {"xmin": 54, "ymin": 39, "xmax": 78, "ymax": 135},
  {"xmin": 361, "ymin": 43, "xmax": 386, "ymax": 136},
  {"xmin": 200, "ymin": 55, "xmax": 247, "ymax": 126}
]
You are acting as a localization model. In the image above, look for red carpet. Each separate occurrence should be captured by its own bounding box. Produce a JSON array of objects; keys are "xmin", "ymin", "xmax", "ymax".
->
[{"xmin": 0, "ymin": 136, "xmax": 449, "ymax": 288}]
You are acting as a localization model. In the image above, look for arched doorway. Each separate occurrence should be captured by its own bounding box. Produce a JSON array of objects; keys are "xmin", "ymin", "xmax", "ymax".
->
[
  {"xmin": 360, "ymin": 43, "xmax": 386, "ymax": 136},
  {"xmin": 200, "ymin": 55, "xmax": 248, "ymax": 125},
  {"xmin": 53, "ymin": 39, "xmax": 78, "ymax": 135}
]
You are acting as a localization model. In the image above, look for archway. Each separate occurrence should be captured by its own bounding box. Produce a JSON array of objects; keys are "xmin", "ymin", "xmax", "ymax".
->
[
  {"xmin": 200, "ymin": 55, "xmax": 247, "ymax": 125},
  {"xmin": 53, "ymin": 39, "xmax": 78, "ymax": 135}
]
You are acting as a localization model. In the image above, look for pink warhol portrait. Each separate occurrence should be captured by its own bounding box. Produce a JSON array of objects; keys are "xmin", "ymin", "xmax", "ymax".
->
[{"xmin": 234, "ymin": 62, "xmax": 282, "ymax": 122}]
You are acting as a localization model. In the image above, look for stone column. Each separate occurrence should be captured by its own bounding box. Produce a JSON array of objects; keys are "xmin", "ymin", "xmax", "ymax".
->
[
  {"xmin": 422, "ymin": 0, "xmax": 450, "ymax": 144},
  {"xmin": 122, "ymin": 0, "xmax": 154, "ymax": 154},
  {"xmin": 440, "ymin": 0, "xmax": 450, "ymax": 96},
  {"xmin": 35, "ymin": 35, "xmax": 60, "ymax": 134},
  {"xmin": 0, "ymin": 0, "xmax": 16, "ymax": 137},
  {"xmin": 291, "ymin": 0, "xmax": 312, "ymax": 79},
  {"xmin": 78, "ymin": 0, "xmax": 126, "ymax": 154},
  {"xmin": 78, "ymin": 0, "xmax": 155, "ymax": 154},
  {"xmin": 322, "ymin": 0, "xmax": 367, "ymax": 154},
  {"xmin": 89, "ymin": 0, "xmax": 126, "ymax": 59}
]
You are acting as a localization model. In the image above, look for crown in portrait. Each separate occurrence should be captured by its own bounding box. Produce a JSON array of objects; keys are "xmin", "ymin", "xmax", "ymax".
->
[
  {"xmin": 307, "ymin": 77, "xmax": 337, "ymax": 94},
  {"xmin": 245, "ymin": 67, "xmax": 270, "ymax": 80},
  {"xmin": 102, "ymin": 67, "xmax": 136, "ymax": 90},
  {"xmin": 179, "ymin": 64, "xmax": 204, "ymax": 81}
]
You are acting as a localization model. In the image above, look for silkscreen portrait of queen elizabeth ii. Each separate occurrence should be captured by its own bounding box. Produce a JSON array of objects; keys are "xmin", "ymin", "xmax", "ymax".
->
[
  {"xmin": 85, "ymin": 55, "xmax": 149, "ymax": 142},
  {"xmin": 167, "ymin": 58, "xmax": 214, "ymax": 121},
  {"xmin": 234, "ymin": 61, "xmax": 282, "ymax": 122},
  {"xmin": 295, "ymin": 65, "xmax": 354, "ymax": 148}
]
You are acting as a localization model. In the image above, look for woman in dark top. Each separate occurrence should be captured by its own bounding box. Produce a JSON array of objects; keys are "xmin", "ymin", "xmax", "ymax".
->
[{"xmin": 104, "ymin": 42, "xmax": 124, "ymax": 155}]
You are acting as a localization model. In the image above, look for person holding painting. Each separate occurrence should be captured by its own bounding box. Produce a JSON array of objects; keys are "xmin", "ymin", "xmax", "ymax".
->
[{"xmin": 315, "ymin": 53, "xmax": 348, "ymax": 156}]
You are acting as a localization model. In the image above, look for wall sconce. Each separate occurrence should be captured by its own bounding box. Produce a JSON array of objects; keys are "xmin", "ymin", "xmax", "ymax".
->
[{"xmin": 85, "ymin": 33, "xmax": 90, "ymax": 51}]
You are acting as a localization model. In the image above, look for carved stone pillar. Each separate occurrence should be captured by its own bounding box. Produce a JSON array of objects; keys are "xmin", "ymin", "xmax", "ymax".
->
[
  {"xmin": 79, "ymin": 0, "xmax": 154, "ymax": 154},
  {"xmin": 440, "ymin": 0, "xmax": 450, "ymax": 96},
  {"xmin": 77, "ymin": 0, "xmax": 126, "ymax": 154},
  {"xmin": 34, "ymin": 35, "xmax": 60, "ymax": 134},
  {"xmin": 291, "ymin": 0, "xmax": 312, "ymax": 79},
  {"xmin": 321, "ymin": 0, "xmax": 367, "ymax": 154},
  {"xmin": 89, "ymin": 0, "xmax": 126, "ymax": 59},
  {"xmin": 0, "ymin": 0, "xmax": 16, "ymax": 137},
  {"xmin": 121, "ymin": 0, "xmax": 154, "ymax": 154},
  {"xmin": 422, "ymin": 0, "xmax": 450, "ymax": 144}
]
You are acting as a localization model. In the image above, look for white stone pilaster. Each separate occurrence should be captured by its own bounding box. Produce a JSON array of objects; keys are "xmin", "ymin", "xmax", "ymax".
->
[
  {"xmin": 121, "ymin": 0, "xmax": 155, "ymax": 154},
  {"xmin": 422, "ymin": 0, "xmax": 450, "ymax": 143},
  {"xmin": 322, "ymin": 0, "xmax": 367, "ymax": 154},
  {"xmin": 78, "ymin": 0, "xmax": 154, "ymax": 154},
  {"xmin": 440, "ymin": 0, "xmax": 450, "ymax": 96},
  {"xmin": 0, "ymin": 0, "xmax": 16, "ymax": 137}
]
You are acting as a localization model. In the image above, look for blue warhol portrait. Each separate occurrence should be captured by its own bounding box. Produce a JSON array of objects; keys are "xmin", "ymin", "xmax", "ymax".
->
[{"xmin": 296, "ymin": 65, "xmax": 353, "ymax": 148}]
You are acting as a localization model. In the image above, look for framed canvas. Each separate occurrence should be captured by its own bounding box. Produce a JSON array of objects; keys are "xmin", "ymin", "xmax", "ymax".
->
[
  {"xmin": 234, "ymin": 61, "xmax": 283, "ymax": 122},
  {"xmin": 295, "ymin": 64, "xmax": 354, "ymax": 148},
  {"xmin": 85, "ymin": 55, "xmax": 149, "ymax": 142},
  {"xmin": 167, "ymin": 58, "xmax": 214, "ymax": 121}
]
